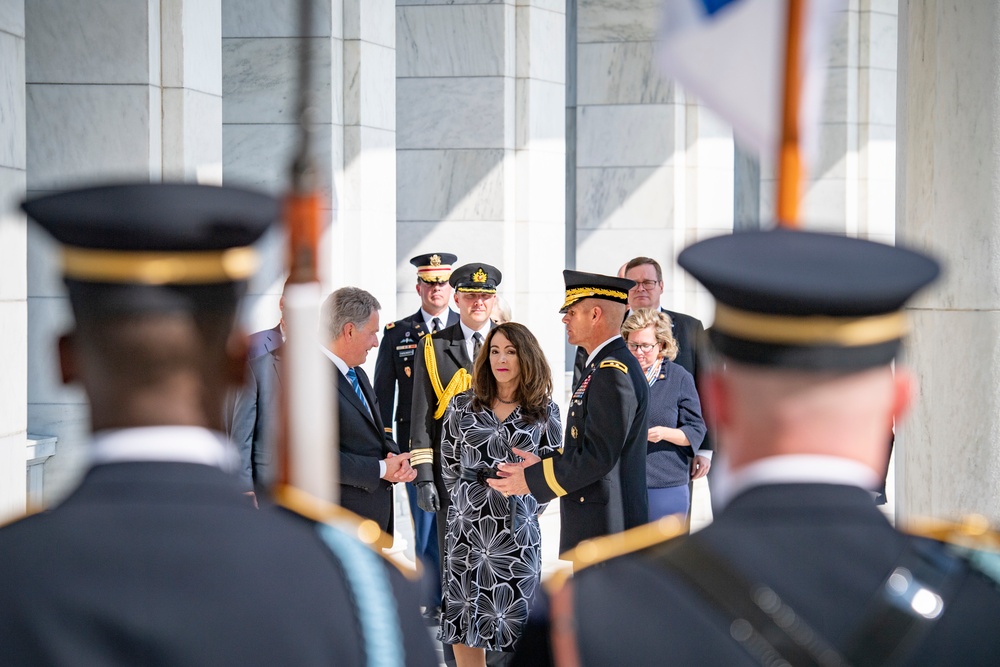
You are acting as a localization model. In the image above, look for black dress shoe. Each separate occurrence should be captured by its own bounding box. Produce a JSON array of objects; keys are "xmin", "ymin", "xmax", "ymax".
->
[{"xmin": 421, "ymin": 605, "xmax": 441, "ymax": 626}]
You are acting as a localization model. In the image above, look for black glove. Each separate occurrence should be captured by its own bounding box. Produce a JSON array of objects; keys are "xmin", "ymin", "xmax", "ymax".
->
[{"xmin": 416, "ymin": 481, "xmax": 440, "ymax": 513}]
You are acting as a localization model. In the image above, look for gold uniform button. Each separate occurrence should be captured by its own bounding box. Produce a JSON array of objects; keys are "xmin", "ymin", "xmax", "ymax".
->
[{"xmin": 579, "ymin": 497, "xmax": 585, "ymax": 503}]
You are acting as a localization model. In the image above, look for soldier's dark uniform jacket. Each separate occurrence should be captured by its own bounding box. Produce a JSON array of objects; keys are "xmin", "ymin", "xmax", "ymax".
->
[
  {"xmin": 374, "ymin": 308, "xmax": 458, "ymax": 452},
  {"xmin": 524, "ymin": 271, "xmax": 649, "ymax": 554},
  {"xmin": 523, "ymin": 230, "xmax": 1000, "ymax": 667},
  {"xmin": 408, "ymin": 262, "xmax": 501, "ymax": 501}
]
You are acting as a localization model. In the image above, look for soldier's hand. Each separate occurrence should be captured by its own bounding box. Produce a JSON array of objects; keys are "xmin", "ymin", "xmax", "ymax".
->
[{"xmin": 416, "ymin": 481, "xmax": 440, "ymax": 512}]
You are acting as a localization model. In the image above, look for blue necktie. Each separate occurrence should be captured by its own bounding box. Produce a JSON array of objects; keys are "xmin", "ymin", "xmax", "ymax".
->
[{"xmin": 346, "ymin": 368, "xmax": 371, "ymax": 416}]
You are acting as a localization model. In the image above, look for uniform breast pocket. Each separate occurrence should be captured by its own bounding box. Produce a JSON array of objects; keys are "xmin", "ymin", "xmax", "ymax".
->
[{"xmin": 575, "ymin": 477, "xmax": 610, "ymax": 505}]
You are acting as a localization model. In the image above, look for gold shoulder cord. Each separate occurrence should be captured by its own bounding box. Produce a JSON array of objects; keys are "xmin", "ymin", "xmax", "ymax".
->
[
  {"xmin": 273, "ymin": 484, "xmax": 418, "ymax": 580},
  {"xmin": 902, "ymin": 514, "xmax": 1000, "ymax": 583},
  {"xmin": 423, "ymin": 333, "xmax": 472, "ymax": 420}
]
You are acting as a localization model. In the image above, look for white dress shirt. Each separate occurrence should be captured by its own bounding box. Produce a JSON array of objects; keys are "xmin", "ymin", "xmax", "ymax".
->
[{"xmin": 90, "ymin": 426, "xmax": 239, "ymax": 472}]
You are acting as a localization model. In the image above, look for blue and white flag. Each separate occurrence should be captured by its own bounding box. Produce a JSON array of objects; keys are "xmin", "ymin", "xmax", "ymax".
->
[{"xmin": 657, "ymin": 0, "xmax": 843, "ymax": 160}]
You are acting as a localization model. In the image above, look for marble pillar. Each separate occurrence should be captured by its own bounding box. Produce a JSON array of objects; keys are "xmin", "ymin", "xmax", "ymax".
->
[
  {"xmin": 25, "ymin": 0, "xmax": 224, "ymax": 503},
  {"xmin": 396, "ymin": 0, "xmax": 566, "ymax": 388},
  {"xmin": 223, "ymin": 0, "xmax": 341, "ymax": 332},
  {"xmin": 896, "ymin": 0, "xmax": 1000, "ymax": 521},
  {"xmin": 574, "ymin": 0, "xmax": 730, "ymax": 326},
  {"xmin": 223, "ymin": 0, "xmax": 397, "ymax": 377},
  {"xmin": 0, "ymin": 1, "xmax": 27, "ymax": 522}
]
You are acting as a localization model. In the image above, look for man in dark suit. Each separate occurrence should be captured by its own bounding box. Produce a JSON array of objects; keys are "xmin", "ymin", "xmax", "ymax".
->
[
  {"xmin": 545, "ymin": 230, "xmax": 1000, "ymax": 666},
  {"xmin": 321, "ymin": 287, "xmax": 416, "ymax": 534},
  {"xmin": 1, "ymin": 183, "xmax": 436, "ymax": 666},
  {"xmin": 490, "ymin": 270, "xmax": 649, "ymax": 554},
  {"xmin": 374, "ymin": 252, "xmax": 459, "ymax": 617}
]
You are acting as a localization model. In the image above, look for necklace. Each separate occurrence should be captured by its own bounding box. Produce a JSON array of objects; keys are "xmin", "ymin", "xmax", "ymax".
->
[{"xmin": 495, "ymin": 396, "xmax": 518, "ymax": 405}]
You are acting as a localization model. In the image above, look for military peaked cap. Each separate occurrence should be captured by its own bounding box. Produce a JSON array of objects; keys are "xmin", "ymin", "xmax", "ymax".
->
[
  {"xmin": 560, "ymin": 269, "xmax": 635, "ymax": 313},
  {"xmin": 410, "ymin": 252, "xmax": 457, "ymax": 283},
  {"xmin": 677, "ymin": 228, "xmax": 941, "ymax": 370},
  {"xmin": 449, "ymin": 263, "xmax": 502, "ymax": 294}
]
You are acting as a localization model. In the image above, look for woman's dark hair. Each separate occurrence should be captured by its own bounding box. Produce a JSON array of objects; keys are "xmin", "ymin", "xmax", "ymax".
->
[{"xmin": 471, "ymin": 322, "xmax": 553, "ymax": 424}]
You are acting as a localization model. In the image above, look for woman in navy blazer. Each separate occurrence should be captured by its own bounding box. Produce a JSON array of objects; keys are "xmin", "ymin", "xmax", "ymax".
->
[{"xmin": 622, "ymin": 308, "xmax": 706, "ymax": 522}]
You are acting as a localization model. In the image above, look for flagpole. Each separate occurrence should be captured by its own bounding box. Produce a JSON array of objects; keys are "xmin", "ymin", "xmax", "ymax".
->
[
  {"xmin": 275, "ymin": 0, "xmax": 337, "ymax": 504},
  {"xmin": 777, "ymin": 0, "xmax": 807, "ymax": 228}
]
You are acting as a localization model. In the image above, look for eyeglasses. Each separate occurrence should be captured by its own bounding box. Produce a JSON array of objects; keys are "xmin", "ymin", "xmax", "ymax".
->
[
  {"xmin": 629, "ymin": 280, "xmax": 660, "ymax": 291},
  {"xmin": 626, "ymin": 342, "xmax": 657, "ymax": 353}
]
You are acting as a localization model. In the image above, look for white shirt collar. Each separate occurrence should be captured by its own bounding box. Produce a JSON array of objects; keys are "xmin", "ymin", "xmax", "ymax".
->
[
  {"xmin": 89, "ymin": 426, "xmax": 239, "ymax": 472},
  {"xmin": 420, "ymin": 308, "xmax": 450, "ymax": 331},
  {"xmin": 586, "ymin": 334, "xmax": 622, "ymax": 367},
  {"xmin": 716, "ymin": 454, "xmax": 881, "ymax": 509},
  {"xmin": 459, "ymin": 320, "xmax": 491, "ymax": 342},
  {"xmin": 320, "ymin": 344, "xmax": 350, "ymax": 377}
]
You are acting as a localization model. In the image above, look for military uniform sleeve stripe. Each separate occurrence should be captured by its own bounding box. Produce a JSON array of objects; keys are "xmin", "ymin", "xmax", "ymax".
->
[
  {"xmin": 599, "ymin": 359, "xmax": 629, "ymax": 374},
  {"xmin": 410, "ymin": 448, "xmax": 434, "ymax": 466},
  {"xmin": 543, "ymin": 457, "xmax": 568, "ymax": 497}
]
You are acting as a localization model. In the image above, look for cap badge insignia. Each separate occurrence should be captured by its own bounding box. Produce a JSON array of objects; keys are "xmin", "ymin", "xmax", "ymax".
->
[
  {"xmin": 430, "ymin": 254, "xmax": 442, "ymax": 266},
  {"xmin": 472, "ymin": 267, "xmax": 487, "ymax": 283}
]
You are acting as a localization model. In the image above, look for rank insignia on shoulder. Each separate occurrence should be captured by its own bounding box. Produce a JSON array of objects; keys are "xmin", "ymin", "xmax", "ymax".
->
[
  {"xmin": 600, "ymin": 359, "xmax": 629, "ymax": 374},
  {"xmin": 386, "ymin": 322, "xmax": 396, "ymax": 330}
]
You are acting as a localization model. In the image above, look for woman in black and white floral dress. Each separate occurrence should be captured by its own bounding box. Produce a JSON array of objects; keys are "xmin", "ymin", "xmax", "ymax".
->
[{"xmin": 438, "ymin": 322, "xmax": 562, "ymax": 666}]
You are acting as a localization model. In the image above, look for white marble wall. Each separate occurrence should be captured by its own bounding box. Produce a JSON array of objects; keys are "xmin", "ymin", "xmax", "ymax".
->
[
  {"xmin": 25, "ymin": 0, "xmax": 224, "ymax": 503},
  {"xmin": 223, "ymin": 0, "xmax": 398, "ymax": 378},
  {"xmin": 0, "ymin": 0, "xmax": 27, "ymax": 522},
  {"xmin": 222, "ymin": 0, "xmax": 341, "ymax": 335},
  {"xmin": 574, "ymin": 0, "xmax": 729, "ymax": 327},
  {"xmin": 396, "ymin": 0, "xmax": 566, "ymax": 388},
  {"xmin": 896, "ymin": 0, "xmax": 1000, "ymax": 521}
]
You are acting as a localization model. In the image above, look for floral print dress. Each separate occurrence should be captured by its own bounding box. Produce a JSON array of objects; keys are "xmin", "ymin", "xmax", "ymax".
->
[{"xmin": 437, "ymin": 390, "xmax": 562, "ymax": 651}]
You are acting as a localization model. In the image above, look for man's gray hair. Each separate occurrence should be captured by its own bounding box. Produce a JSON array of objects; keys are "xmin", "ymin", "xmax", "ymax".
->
[{"xmin": 321, "ymin": 287, "xmax": 381, "ymax": 340}]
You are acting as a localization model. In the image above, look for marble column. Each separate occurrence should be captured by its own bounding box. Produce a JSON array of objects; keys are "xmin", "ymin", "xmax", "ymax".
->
[
  {"xmin": 223, "ymin": 0, "xmax": 397, "ymax": 375},
  {"xmin": 574, "ymin": 0, "xmax": 730, "ymax": 326},
  {"xmin": 25, "ymin": 0, "xmax": 224, "ymax": 503},
  {"xmin": 0, "ymin": 1, "xmax": 27, "ymax": 522},
  {"xmin": 757, "ymin": 0, "xmax": 897, "ymax": 248},
  {"xmin": 896, "ymin": 0, "xmax": 1000, "ymax": 521},
  {"xmin": 396, "ymin": 0, "xmax": 566, "ymax": 388}
]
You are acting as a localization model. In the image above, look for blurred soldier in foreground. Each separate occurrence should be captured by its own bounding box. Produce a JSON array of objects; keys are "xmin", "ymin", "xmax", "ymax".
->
[
  {"xmin": 542, "ymin": 229, "xmax": 1000, "ymax": 666},
  {"xmin": 0, "ymin": 183, "xmax": 435, "ymax": 666}
]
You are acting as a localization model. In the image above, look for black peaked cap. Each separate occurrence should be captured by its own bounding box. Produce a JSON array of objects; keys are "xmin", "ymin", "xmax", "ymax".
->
[{"xmin": 677, "ymin": 228, "xmax": 941, "ymax": 370}]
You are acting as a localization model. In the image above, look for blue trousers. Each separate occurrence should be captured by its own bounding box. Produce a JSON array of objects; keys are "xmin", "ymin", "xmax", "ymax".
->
[{"xmin": 648, "ymin": 484, "xmax": 690, "ymax": 522}]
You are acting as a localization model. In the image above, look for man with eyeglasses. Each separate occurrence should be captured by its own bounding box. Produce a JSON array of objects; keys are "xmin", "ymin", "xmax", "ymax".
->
[
  {"xmin": 374, "ymin": 252, "xmax": 460, "ymax": 623},
  {"xmin": 574, "ymin": 257, "xmax": 711, "ymax": 482}
]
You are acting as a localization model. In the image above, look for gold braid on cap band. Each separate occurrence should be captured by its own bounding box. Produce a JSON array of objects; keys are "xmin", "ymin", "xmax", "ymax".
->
[
  {"xmin": 61, "ymin": 246, "xmax": 259, "ymax": 284},
  {"xmin": 560, "ymin": 287, "xmax": 629, "ymax": 310},
  {"xmin": 712, "ymin": 302, "xmax": 908, "ymax": 347}
]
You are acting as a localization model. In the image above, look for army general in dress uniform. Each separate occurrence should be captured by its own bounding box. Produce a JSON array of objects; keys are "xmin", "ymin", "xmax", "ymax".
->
[
  {"xmin": 0, "ymin": 183, "xmax": 436, "ymax": 667},
  {"xmin": 374, "ymin": 251, "xmax": 459, "ymax": 616},
  {"xmin": 490, "ymin": 270, "xmax": 649, "ymax": 555},
  {"xmin": 544, "ymin": 230, "xmax": 1000, "ymax": 667}
]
